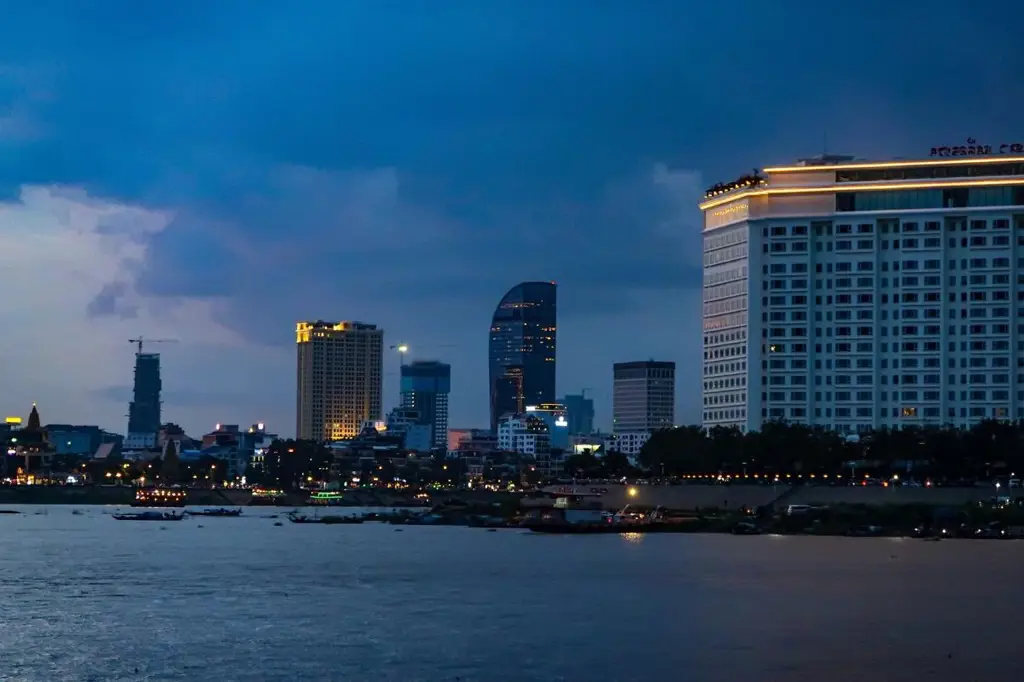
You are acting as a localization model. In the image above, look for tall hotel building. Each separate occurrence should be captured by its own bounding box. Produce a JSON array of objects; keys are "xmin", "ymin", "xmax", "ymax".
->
[
  {"xmin": 700, "ymin": 148, "xmax": 1024, "ymax": 434},
  {"xmin": 296, "ymin": 321, "xmax": 383, "ymax": 441}
]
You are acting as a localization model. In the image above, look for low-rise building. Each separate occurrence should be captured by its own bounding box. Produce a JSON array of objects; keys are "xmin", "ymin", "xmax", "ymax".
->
[
  {"xmin": 385, "ymin": 407, "xmax": 433, "ymax": 452},
  {"xmin": 609, "ymin": 431, "xmax": 651, "ymax": 457}
]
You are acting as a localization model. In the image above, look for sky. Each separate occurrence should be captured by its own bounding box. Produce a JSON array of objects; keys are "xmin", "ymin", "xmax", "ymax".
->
[{"xmin": 1, "ymin": 1, "xmax": 1023, "ymax": 437}]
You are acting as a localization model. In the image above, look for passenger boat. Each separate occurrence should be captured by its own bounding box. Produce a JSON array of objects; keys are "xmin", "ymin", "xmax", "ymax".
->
[
  {"xmin": 249, "ymin": 488, "xmax": 286, "ymax": 506},
  {"xmin": 113, "ymin": 511, "xmax": 186, "ymax": 521},
  {"xmin": 132, "ymin": 486, "xmax": 187, "ymax": 507},
  {"xmin": 190, "ymin": 508, "xmax": 243, "ymax": 517},
  {"xmin": 307, "ymin": 491, "xmax": 345, "ymax": 506}
]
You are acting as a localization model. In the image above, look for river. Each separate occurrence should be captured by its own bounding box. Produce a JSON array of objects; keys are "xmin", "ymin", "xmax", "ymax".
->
[{"xmin": 0, "ymin": 505, "xmax": 1019, "ymax": 681}]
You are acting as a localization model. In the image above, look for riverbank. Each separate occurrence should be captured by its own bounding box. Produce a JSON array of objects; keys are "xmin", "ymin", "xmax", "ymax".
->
[{"xmin": 2, "ymin": 482, "xmax": 1017, "ymax": 512}]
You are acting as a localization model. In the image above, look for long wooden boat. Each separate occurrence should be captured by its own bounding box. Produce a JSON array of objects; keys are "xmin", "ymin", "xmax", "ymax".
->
[
  {"xmin": 113, "ymin": 511, "xmax": 186, "ymax": 521},
  {"xmin": 287, "ymin": 512, "xmax": 364, "ymax": 525},
  {"xmin": 190, "ymin": 508, "xmax": 243, "ymax": 517}
]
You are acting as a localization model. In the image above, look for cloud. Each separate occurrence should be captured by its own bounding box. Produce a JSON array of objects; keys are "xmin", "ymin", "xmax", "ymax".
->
[
  {"xmin": 0, "ymin": 185, "xmax": 274, "ymax": 433},
  {"xmin": 92, "ymin": 161, "xmax": 707, "ymax": 430},
  {"xmin": 123, "ymin": 162, "xmax": 704, "ymax": 338}
]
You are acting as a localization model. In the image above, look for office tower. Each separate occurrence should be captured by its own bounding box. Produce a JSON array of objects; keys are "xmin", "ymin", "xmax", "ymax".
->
[
  {"xmin": 126, "ymin": 353, "xmax": 162, "ymax": 447},
  {"xmin": 296, "ymin": 320, "xmax": 383, "ymax": 441},
  {"xmin": 488, "ymin": 281, "xmax": 557, "ymax": 430},
  {"xmin": 400, "ymin": 360, "xmax": 451, "ymax": 450},
  {"xmin": 560, "ymin": 393, "xmax": 595, "ymax": 434},
  {"xmin": 613, "ymin": 361, "xmax": 676, "ymax": 433},
  {"xmin": 699, "ymin": 149, "xmax": 1024, "ymax": 434}
]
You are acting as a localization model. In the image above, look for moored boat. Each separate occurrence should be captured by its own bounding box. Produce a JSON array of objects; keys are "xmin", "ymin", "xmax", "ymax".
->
[
  {"xmin": 113, "ymin": 511, "xmax": 186, "ymax": 521},
  {"xmin": 249, "ymin": 488, "xmax": 286, "ymax": 506},
  {"xmin": 191, "ymin": 508, "xmax": 243, "ymax": 517},
  {"xmin": 132, "ymin": 486, "xmax": 187, "ymax": 507},
  {"xmin": 307, "ymin": 491, "xmax": 345, "ymax": 506},
  {"xmin": 287, "ymin": 512, "xmax": 363, "ymax": 525}
]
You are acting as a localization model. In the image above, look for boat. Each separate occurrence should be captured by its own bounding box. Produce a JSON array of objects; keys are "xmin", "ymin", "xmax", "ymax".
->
[
  {"xmin": 287, "ymin": 512, "xmax": 364, "ymax": 525},
  {"xmin": 132, "ymin": 486, "xmax": 187, "ymax": 507},
  {"xmin": 113, "ymin": 511, "xmax": 186, "ymax": 521},
  {"xmin": 190, "ymin": 508, "xmax": 243, "ymax": 517},
  {"xmin": 249, "ymin": 488, "xmax": 286, "ymax": 506},
  {"xmin": 307, "ymin": 491, "xmax": 345, "ymax": 506},
  {"xmin": 521, "ymin": 497, "xmax": 664, "ymax": 534}
]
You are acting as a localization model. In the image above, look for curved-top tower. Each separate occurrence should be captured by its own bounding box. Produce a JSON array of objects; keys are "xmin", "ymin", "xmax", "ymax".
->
[{"xmin": 488, "ymin": 281, "xmax": 557, "ymax": 430}]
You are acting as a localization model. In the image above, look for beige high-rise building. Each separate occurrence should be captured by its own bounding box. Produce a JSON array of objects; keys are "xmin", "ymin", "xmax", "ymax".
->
[{"xmin": 296, "ymin": 321, "xmax": 383, "ymax": 441}]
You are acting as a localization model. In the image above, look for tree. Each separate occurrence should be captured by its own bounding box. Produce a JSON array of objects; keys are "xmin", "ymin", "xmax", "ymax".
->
[
  {"xmin": 263, "ymin": 439, "xmax": 334, "ymax": 489},
  {"xmin": 602, "ymin": 451, "xmax": 633, "ymax": 478},
  {"xmin": 564, "ymin": 452, "xmax": 603, "ymax": 478},
  {"xmin": 162, "ymin": 440, "xmax": 180, "ymax": 484},
  {"xmin": 639, "ymin": 425, "xmax": 711, "ymax": 475}
]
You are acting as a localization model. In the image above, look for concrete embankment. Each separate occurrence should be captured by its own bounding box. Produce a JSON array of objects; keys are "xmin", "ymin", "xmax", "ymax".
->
[
  {"xmin": 549, "ymin": 484, "xmax": 1021, "ymax": 511},
  {"xmin": 550, "ymin": 484, "xmax": 790, "ymax": 511},
  {"xmin": 785, "ymin": 485, "xmax": 1020, "ymax": 507}
]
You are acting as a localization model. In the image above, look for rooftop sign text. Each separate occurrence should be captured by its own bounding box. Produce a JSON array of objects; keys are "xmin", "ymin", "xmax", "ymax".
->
[{"xmin": 931, "ymin": 137, "xmax": 1023, "ymax": 157}]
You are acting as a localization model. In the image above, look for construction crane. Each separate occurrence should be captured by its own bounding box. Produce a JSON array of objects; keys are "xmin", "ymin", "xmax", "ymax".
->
[{"xmin": 129, "ymin": 337, "xmax": 178, "ymax": 354}]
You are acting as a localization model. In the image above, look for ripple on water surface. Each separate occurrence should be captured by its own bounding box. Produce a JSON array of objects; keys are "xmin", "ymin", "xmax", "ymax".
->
[{"xmin": 1, "ymin": 506, "xmax": 1021, "ymax": 682}]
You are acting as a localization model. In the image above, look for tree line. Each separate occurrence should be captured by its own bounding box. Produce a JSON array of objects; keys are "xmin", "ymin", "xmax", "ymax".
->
[{"xmin": 636, "ymin": 420, "xmax": 1024, "ymax": 480}]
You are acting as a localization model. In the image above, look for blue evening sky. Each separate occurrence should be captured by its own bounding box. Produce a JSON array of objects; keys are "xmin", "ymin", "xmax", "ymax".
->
[{"xmin": 1, "ymin": 1, "xmax": 1022, "ymax": 436}]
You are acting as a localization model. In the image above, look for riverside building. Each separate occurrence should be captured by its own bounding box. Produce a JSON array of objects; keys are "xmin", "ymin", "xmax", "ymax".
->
[{"xmin": 699, "ymin": 144, "xmax": 1024, "ymax": 434}]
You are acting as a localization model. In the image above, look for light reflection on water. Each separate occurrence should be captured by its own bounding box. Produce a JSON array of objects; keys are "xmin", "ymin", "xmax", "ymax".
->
[{"xmin": 1, "ymin": 505, "xmax": 1021, "ymax": 682}]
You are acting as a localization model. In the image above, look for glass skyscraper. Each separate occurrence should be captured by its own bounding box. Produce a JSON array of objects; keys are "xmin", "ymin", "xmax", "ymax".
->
[
  {"xmin": 400, "ymin": 360, "xmax": 451, "ymax": 450},
  {"xmin": 488, "ymin": 281, "xmax": 557, "ymax": 430}
]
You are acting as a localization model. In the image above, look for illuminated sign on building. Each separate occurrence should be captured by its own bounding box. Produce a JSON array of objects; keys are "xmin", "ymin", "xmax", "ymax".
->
[
  {"xmin": 930, "ymin": 138, "xmax": 1023, "ymax": 157},
  {"xmin": 704, "ymin": 199, "xmax": 750, "ymax": 231}
]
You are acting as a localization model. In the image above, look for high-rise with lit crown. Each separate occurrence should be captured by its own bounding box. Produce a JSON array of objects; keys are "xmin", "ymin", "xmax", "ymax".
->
[
  {"xmin": 488, "ymin": 281, "xmax": 557, "ymax": 431},
  {"xmin": 296, "ymin": 321, "xmax": 383, "ymax": 441},
  {"xmin": 699, "ymin": 145, "xmax": 1024, "ymax": 434}
]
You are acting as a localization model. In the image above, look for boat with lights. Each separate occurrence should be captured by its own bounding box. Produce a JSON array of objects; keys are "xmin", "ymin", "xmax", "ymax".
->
[
  {"xmin": 249, "ymin": 488, "xmax": 287, "ymax": 505},
  {"xmin": 307, "ymin": 491, "xmax": 345, "ymax": 506},
  {"xmin": 131, "ymin": 486, "xmax": 187, "ymax": 507}
]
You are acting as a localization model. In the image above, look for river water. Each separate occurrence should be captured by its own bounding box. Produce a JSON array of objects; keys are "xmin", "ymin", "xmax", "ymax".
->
[{"xmin": 0, "ymin": 505, "xmax": 1020, "ymax": 682}]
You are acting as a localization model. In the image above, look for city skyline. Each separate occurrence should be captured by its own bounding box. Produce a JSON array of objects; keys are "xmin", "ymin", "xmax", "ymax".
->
[{"xmin": 1, "ymin": 2, "xmax": 1023, "ymax": 437}]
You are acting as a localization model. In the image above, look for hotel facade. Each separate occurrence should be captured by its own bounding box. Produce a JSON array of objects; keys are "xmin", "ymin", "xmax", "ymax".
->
[{"xmin": 699, "ymin": 144, "xmax": 1024, "ymax": 434}]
